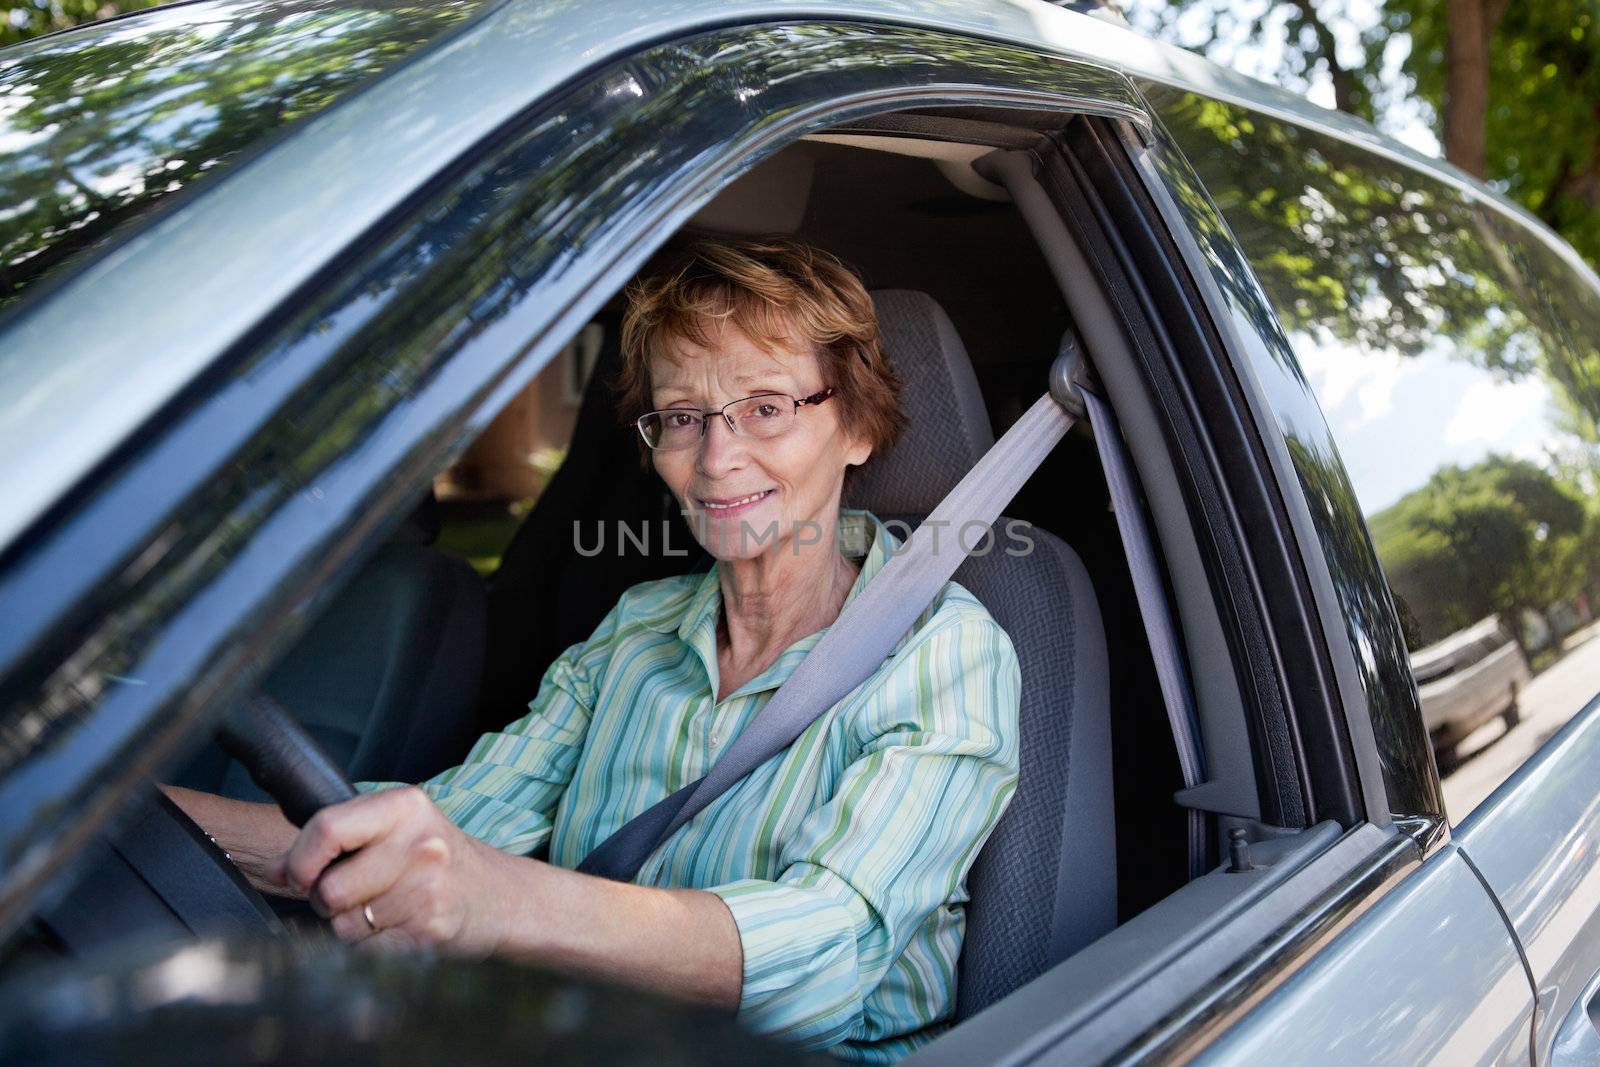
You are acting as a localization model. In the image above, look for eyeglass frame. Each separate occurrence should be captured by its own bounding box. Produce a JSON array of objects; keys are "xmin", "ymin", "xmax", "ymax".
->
[{"xmin": 634, "ymin": 387, "xmax": 837, "ymax": 451}]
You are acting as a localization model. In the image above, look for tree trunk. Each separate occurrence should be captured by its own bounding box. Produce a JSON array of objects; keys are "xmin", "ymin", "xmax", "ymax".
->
[
  {"xmin": 1288, "ymin": 0, "xmax": 1362, "ymax": 115},
  {"xmin": 1444, "ymin": 0, "xmax": 1491, "ymax": 177}
]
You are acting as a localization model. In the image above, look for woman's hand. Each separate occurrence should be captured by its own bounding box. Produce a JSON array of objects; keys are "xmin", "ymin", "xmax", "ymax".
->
[
  {"xmin": 162, "ymin": 785, "xmax": 301, "ymax": 896},
  {"xmin": 271, "ymin": 785, "xmax": 743, "ymax": 1012},
  {"xmin": 272, "ymin": 786, "xmax": 515, "ymax": 954}
]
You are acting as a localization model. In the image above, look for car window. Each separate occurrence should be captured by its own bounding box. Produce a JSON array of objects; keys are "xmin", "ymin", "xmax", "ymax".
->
[
  {"xmin": 1151, "ymin": 92, "xmax": 1600, "ymax": 822},
  {"xmin": 0, "ymin": 0, "xmax": 489, "ymax": 312}
]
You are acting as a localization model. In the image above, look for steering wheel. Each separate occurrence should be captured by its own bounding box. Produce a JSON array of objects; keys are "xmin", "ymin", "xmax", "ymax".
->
[{"xmin": 36, "ymin": 695, "xmax": 357, "ymax": 955}]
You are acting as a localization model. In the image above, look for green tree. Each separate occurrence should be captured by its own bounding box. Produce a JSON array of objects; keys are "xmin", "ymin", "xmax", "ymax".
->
[
  {"xmin": 0, "ymin": 1, "xmax": 481, "ymax": 307},
  {"xmin": 1139, "ymin": 0, "xmax": 1600, "ymax": 269},
  {"xmin": 1147, "ymin": 84, "xmax": 1600, "ymax": 472},
  {"xmin": 0, "ymin": 2, "xmax": 165, "ymax": 48},
  {"xmin": 1372, "ymin": 455, "xmax": 1586, "ymax": 651}
]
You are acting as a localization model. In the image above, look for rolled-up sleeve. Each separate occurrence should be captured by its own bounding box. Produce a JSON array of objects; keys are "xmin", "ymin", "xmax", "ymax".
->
[
  {"xmin": 357, "ymin": 604, "xmax": 617, "ymax": 857},
  {"xmin": 705, "ymin": 612, "xmax": 1021, "ymax": 1051}
]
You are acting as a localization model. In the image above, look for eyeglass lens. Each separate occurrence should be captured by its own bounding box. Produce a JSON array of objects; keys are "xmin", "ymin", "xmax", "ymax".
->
[{"xmin": 639, "ymin": 394, "xmax": 796, "ymax": 450}]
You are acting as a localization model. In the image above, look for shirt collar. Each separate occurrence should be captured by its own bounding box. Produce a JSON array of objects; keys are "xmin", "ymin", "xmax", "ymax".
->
[{"xmin": 657, "ymin": 509, "xmax": 902, "ymax": 698}]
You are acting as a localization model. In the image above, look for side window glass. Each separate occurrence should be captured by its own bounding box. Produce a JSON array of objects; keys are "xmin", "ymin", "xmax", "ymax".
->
[{"xmin": 1155, "ymin": 94, "xmax": 1600, "ymax": 821}]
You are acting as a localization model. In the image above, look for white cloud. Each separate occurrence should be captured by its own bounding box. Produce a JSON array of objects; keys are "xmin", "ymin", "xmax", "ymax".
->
[
  {"xmin": 1443, "ymin": 375, "xmax": 1551, "ymax": 447},
  {"xmin": 1295, "ymin": 334, "xmax": 1423, "ymax": 427}
]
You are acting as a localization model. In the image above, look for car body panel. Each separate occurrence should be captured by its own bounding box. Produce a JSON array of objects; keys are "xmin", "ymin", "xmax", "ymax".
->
[
  {"xmin": 1194, "ymin": 844, "xmax": 1533, "ymax": 1066},
  {"xmin": 1456, "ymin": 696, "xmax": 1600, "ymax": 1065}
]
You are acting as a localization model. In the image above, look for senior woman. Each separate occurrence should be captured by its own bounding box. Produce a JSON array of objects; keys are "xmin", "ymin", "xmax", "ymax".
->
[{"xmin": 169, "ymin": 237, "xmax": 1021, "ymax": 1062}]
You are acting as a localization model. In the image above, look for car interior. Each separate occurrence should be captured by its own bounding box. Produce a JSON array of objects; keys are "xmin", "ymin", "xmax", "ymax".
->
[{"xmin": 25, "ymin": 108, "xmax": 1336, "ymax": 1041}]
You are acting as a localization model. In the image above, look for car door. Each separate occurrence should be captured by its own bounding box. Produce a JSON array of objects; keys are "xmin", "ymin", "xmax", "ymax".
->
[
  {"xmin": 1139, "ymin": 75, "xmax": 1600, "ymax": 1063},
  {"xmin": 1434, "ymin": 217, "xmax": 1600, "ymax": 1065}
]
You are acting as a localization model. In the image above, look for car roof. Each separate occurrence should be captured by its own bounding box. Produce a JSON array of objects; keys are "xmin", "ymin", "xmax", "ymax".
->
[
  {"xmin": 0, "ymin": 0, "xmax": 1580, "ymax": 557},
  {"xmin": 0, "ymin": 0, "xmax": 498, "ymax": 314}
]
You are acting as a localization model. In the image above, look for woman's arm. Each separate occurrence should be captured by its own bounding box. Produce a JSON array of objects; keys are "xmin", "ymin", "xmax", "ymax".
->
[
  {"xmin": 161, "ymin": 601, "xmax": 616, "ymax": 896},
  {"xmin": 278, "ymin": 785, "xmax": 743, "ymax": 1011},
  {"xmin": 162, "ymin": 784, "xmax": 302, "ymax": 896}
]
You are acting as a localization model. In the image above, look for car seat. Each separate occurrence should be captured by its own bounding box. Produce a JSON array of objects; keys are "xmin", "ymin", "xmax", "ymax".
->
[{"xmin": 845, "ymin": 291, "xmax": 1115, "ymax": 1019}]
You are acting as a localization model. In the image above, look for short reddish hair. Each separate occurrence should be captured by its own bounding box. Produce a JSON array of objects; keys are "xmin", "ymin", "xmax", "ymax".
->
[{"xmin": 614, "ymin": 237, "xmax": 906, "ymax": 461}]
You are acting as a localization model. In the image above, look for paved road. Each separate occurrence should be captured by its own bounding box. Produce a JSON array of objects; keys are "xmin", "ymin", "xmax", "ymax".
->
[{"xmin": 1441, "ymin": 620, "xmax": 1600, "ymax": 819}]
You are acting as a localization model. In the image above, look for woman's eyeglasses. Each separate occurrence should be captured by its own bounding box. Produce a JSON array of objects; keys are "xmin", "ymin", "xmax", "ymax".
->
[{"xmin": 635, "ymin": 388, "xmax": 836, "ymax": 452}]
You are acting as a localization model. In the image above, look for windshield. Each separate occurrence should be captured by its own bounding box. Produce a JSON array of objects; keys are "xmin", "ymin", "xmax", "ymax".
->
[{"xmin": 0, "ymin": 0, "xmax": 489, "ymax": 312}]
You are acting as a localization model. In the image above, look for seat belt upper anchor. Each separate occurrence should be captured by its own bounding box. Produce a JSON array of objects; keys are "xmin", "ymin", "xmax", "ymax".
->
[{"xmin": 1048, "ymin": 330, "xmax": 1093, "ymax": 420}]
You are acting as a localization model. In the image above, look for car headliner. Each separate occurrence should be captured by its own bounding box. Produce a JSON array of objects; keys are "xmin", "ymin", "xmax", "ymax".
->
[{"xmin": 0, "ymin": 0, "xmax": 1581, "ymax": 558}]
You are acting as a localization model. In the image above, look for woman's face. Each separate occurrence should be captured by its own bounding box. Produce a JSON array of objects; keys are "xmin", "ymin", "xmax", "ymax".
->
[{"xmin": 649, "ymin": 322, "xmax": 872, "ymax": 562}]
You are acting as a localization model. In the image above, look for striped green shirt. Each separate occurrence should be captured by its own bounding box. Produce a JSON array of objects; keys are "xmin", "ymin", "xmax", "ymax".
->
[{"xmin": 387, "ymin": 509, "xmax": 1019, "ymax": 1061}]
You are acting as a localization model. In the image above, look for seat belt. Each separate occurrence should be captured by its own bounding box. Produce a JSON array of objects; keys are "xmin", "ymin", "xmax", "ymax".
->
[
  {"xmin": 579, "ymin": 337, "xmax": 1207, "ymax": 883},
  {"xmin": 1075, "ymin": 375, "xmax": 1211, "ymax": 880}
]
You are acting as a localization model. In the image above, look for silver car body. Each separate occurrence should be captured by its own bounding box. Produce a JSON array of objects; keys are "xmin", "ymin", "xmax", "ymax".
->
[{"xmin": 2, "ymin": 2, "xmax": 1597, "ymax": 1063}]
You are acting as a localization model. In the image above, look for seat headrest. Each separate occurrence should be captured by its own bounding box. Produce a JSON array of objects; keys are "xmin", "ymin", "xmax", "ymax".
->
[{"xmin": 843, "ymin": 290, "xmax": 994, "ymax": 515}]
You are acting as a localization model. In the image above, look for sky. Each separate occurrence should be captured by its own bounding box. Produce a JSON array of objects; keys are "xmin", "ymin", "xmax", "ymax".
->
[{"xmin": 1293, "ymin": 331, "xmax": 1559, "ymax": 512}]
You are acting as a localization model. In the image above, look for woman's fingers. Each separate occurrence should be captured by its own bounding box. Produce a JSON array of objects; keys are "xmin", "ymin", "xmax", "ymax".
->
[
  {"xmin": 311, "ymin": 829, "xmax": 452, "ymax": 920},
  {"xmin": 289, "ymin": 786, "xmax": 489, "ymax": 952},
  {"xmin": 327, "ymin": 866, "xmax": 465, "ymax": 949},
  {"xmin": 306, "ymin": 835, "xmax": 411, "ymax": 919},
  {"xmin": 278, "ymin": 786, "xmax": 428, "ymax": 896}
]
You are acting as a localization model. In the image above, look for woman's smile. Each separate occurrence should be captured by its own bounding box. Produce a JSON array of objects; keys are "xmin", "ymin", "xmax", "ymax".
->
[{"xmin": 696, "ymin": 488, "xmax": 776, "ymax": 516}]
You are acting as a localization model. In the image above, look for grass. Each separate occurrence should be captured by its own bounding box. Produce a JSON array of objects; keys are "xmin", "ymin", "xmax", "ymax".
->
[{"xmin": 433, "ymin": 499, "xmax": 533, "ymax": 577}]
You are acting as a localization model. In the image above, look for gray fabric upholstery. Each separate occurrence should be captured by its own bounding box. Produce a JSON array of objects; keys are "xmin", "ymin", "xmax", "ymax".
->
[
  {"xmin": 852, "ymin": 290, "xmax": 1116, "ymax": 1020},
  {"xmin": 844, "ymin": 290, "xmax": 995, "ymax": 515},
  {"xmin": 952, "ymin": 527, "xmax": 1114, "ymax": 1018},
  {"xmin": 877, "ymin": 514, "xmax": 1114, "ymax": 1020}
]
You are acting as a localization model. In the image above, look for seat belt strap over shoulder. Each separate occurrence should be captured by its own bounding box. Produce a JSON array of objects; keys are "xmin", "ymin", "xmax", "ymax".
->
[{"xmin": 578, "ymin": 336, "xmax": 1207, "ymax": 884}]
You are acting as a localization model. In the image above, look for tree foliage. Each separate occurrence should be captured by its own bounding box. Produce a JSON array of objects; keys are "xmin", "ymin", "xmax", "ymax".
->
[
  {"xmin": 1371, "ymin": 455, "xmax": 1590, "ymax": 648},
  {"xmin": 1141, "ymin": 0, "xmax": 1600, "ymax": 269},
  {"xmin": 0, "ymin": 2, "xmax": 164, "ymax": 50},
  {"xmin": 1148, "ymin": 85, "xmax": 1600, "ymax": 437},
  {"xmin": 0, "ymin": 1, "xmax": 480, "ymax": 308}
]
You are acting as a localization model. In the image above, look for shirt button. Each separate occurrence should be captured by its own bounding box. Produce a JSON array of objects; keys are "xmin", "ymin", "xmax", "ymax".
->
[{"xmin": 710, "ymin": 728, "xmax": 722, "ymax": 745}]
